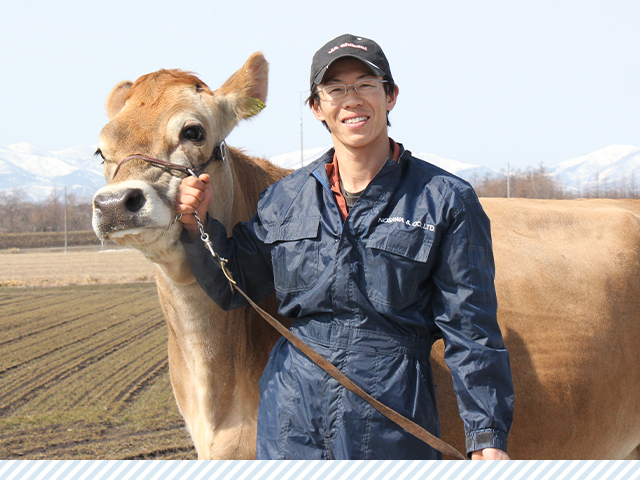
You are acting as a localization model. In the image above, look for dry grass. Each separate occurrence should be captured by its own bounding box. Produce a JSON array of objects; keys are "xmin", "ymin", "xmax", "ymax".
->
[{"xmin": 0, "ymin": 246, "xmax": 156, "ymax": 287}]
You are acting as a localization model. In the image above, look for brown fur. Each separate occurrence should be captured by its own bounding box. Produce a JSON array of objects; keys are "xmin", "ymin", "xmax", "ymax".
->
[
  {"xmin": 92, "ymin": 53, "xmax": 291, "ymax": 459},
  {"xmin": 105, "ymin": 81, "xmax": 132, "ymax": 119},
  {"xmin": 434, "ymin": 198, "xmax": 640, "ymax": 459},
  {"xmin": 218, "ymin": 53, "xmax": 269, "ymax": 119},
  {"xmin": 128, "ymin": 70, "xmax": 214, "ymax": 98}
]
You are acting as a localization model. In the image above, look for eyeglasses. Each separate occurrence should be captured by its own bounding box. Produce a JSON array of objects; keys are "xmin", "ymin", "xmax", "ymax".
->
[{"xmin": 317, "ymin": 78, "xmax": 387, "ymax": 100}]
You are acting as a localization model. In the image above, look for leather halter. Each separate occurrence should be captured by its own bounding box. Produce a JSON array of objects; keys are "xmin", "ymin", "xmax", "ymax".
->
[{"xmin": 111, "ymin": 141, "xmax": 227, "ymax": 180}]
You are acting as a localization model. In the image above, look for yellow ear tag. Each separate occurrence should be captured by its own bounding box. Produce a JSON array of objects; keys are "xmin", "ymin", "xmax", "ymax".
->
[{"xmin": 246, "ymin": 97, "xmax": 266, "ymax": 117}]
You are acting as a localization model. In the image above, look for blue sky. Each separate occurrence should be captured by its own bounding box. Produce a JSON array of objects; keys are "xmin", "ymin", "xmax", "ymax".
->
[{"xmin": 1, "ymin": 0, "xmax": 638, "ymax": 171}]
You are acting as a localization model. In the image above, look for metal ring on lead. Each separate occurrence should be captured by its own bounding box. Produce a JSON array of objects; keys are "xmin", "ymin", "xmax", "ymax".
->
[{"xmin": 219, "ymin": 140, "xmax": 228, "ymax": 162}]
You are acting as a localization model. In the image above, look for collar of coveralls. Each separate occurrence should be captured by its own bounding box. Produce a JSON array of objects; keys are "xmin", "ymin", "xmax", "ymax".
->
[{"xmin": 325, "ymin": 138, "xmax": 401, "ymax": 221}]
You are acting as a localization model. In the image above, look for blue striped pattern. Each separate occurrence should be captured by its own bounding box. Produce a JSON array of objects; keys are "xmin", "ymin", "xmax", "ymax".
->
[{"xmin": 1, "ymin": 460, "xmax": 639, "ymax": 480}]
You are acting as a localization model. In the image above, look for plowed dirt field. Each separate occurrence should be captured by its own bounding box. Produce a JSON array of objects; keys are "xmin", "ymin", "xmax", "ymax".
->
[{"xmin": 0, "ymin": 247, "xmax": 196, "ymax": 459}]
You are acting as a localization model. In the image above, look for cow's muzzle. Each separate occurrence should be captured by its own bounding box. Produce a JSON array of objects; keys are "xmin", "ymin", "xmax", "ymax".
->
[{"xmin": 93, "ymin": 187, "xmax": 147, "ymax": 233}]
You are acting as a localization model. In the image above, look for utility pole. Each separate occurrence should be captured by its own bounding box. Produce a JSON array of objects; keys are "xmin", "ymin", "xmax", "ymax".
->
[
  {"xmin": 299, "ymin": 92, "xmax": 305, "ymax": 168},
  {"xmin": 507, "ymin": 162, "xmax": 511, "ymax": 199},
  {"xmin": 64, "ymin": 187, "xmax": 68, "ymax": 253}
]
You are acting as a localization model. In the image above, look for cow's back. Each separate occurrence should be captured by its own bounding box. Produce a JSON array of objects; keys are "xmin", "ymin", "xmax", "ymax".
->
[{"xmin": 432, "ymin": 198, "xmax": 640, "ymax": 459}]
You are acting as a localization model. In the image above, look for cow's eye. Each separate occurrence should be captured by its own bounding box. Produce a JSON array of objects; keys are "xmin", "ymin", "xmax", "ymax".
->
[
  {"xmin": 94, "ymin": 148, "xmax": 106, "ymax": 164},
  {"xmin": 182, "ymin": 125, "xmax": 205, "ymax": 143}
]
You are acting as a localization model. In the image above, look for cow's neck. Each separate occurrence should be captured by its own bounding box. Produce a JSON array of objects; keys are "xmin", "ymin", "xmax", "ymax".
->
[
  {"xmin": 143, "ymin": 149, "xmax": 283, "ymax": 457},
  {"xmin": 156, "ymin": 268, "xmax": 262, "ymax": 458}
]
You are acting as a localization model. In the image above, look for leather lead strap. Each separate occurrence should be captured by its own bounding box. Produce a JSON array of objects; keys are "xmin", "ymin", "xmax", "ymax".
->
[
  {"xmin": 201, "ymin": 242, "xmax": 468, "ymax": 461},
  {"xmin": 151, "ymin": 153, "xmax": 469, "ymax": 461},
  {"xmin": 235, "ymin": 282, "xmax": 467, "ymax": 460}
]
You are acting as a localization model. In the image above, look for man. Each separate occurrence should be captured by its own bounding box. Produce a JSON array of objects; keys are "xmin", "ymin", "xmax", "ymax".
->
[{"xmin": 177, "ymin": 34, "xmax": 514, "ymax": 460}]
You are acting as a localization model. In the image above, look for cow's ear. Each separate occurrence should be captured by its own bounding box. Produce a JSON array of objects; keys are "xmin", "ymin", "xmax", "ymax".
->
[
  {"xmin": 217, "ymin": 52, "xmax": 268, "ymax": 120},
  {"xmin": 105, "ymin": 80, "xmax": 133, "ymax": 119}
]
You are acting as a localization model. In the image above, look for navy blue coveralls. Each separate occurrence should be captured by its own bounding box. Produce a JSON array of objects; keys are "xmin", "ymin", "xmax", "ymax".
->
[{"xmin": 181, "ymin": 145, "xmax": 514, "ymax": 459}]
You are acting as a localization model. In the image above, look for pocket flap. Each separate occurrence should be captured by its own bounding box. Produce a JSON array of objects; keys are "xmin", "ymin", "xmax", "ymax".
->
[
  {"xmin": 264, "ymin": 216, "xmax": 321, "ymax": 244},
  {"xmin": 366, "ymin": 227, "xmax": 433, "ymax": 263}
]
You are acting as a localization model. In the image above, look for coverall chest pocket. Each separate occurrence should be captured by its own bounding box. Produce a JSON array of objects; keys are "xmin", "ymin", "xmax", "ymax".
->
[
  {"xmin": 364, "ymin": 228, "xmax": 433, "ymax": 309},
  {"xmin": 265, "ymin": 217, "xmax": 321, "ymax": 294}
]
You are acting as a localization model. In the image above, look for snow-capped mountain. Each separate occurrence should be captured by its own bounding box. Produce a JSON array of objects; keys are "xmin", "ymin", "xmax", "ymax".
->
[
  {"xmin": 1, "ymin": 142, "xmax": 638, "ymax": 201},
  {"xmin": 548, "ymin": 145, "xmax": 640, "ymax": 195},
  {"xmin": 269, "ymin": 146, "xmax": 329, "ymax": 170},
  {"xmin": 412, "ymin": 152, "xmax": 498, "ymax": 181},
  {"xmin": 0, "ymin": 143, "xmax": 105, "ymax": 202},
  {"xmin": 267, "ymin": 146, "xmax": 497, "ymax": 181}
]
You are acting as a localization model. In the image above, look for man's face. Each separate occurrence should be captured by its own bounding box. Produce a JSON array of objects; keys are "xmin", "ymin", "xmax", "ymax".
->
[{"xmin": 312, "ymin": 58, "xmax": 397, "ymax": 152}]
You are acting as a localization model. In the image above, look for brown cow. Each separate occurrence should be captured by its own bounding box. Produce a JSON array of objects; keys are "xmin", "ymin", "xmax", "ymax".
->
[
  {"xmin": 92, "ymin": 53, "xmax": 640, "ymax": 460},
  {"xmin": 92, "ymin": 53, "xmax": 290, "ymax": 459}
]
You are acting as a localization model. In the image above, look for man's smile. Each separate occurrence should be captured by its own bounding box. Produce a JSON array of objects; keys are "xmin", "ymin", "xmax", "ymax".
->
[{"xmin": 343, "ymin": 116, "xmax": 369, "ymax": 124}]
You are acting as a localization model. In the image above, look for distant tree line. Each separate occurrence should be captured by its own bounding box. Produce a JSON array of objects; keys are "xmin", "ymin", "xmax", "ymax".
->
[
  {"xmin": 0, "ymin": 188, "xmax": 93, "ymax": 234},
  {"xmin": 0, "ymin": 166, "xmax": 638, "ymax": 233},
  {"xmin": 470, "ymin": 164, "xmax": 640, "ymax": 200}
]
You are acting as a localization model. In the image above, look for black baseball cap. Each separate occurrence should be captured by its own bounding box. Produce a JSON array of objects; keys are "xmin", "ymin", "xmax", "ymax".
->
[{"xmin": 310, "ymin": 34, "xmax": 394, "ymax": 88}]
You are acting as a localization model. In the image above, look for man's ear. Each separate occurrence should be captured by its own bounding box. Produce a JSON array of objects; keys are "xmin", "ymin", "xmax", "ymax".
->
[
  {"xmin": 311, "ymin": 97, "xmax": 325, "ymax": 122},
  {"xmin": 386, "ymin": 84, "xmax": 399, "ymax": 112}
]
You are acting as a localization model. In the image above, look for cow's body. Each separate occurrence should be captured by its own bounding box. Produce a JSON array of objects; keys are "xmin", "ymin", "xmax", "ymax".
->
[
  {"xmin": 435, "ymin": 198, "xmax": 640, "ymax": 459},
  {"xmin": 92, "ymin": 53, "xmax": 640, "ymax": 459}
]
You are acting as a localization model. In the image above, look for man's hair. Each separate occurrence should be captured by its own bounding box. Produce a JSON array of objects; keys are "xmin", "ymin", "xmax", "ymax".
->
[{"xmin": 307, "ymin": 77, "xmax": 397, "ymax": 132}]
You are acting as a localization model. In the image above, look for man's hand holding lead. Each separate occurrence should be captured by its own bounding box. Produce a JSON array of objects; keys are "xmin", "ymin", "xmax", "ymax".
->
[{"xmin": 176, "ymin": 174, "xmax": 213, "ymax": 241}]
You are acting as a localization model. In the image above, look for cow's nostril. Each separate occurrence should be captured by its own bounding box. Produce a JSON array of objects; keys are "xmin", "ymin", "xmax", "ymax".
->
[
  {"xmin": 125, "ymin": 189, "xmax": 146, "ymax": 213},
  {"xmin": 93, "ymin": 194, "xmax": 108, "ymax": 212}
]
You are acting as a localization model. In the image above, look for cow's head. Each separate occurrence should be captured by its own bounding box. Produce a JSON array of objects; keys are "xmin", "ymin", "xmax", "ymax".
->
[{"xmin": 92, "ymin": 53, "xmax": 268, "ymax": 260}]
